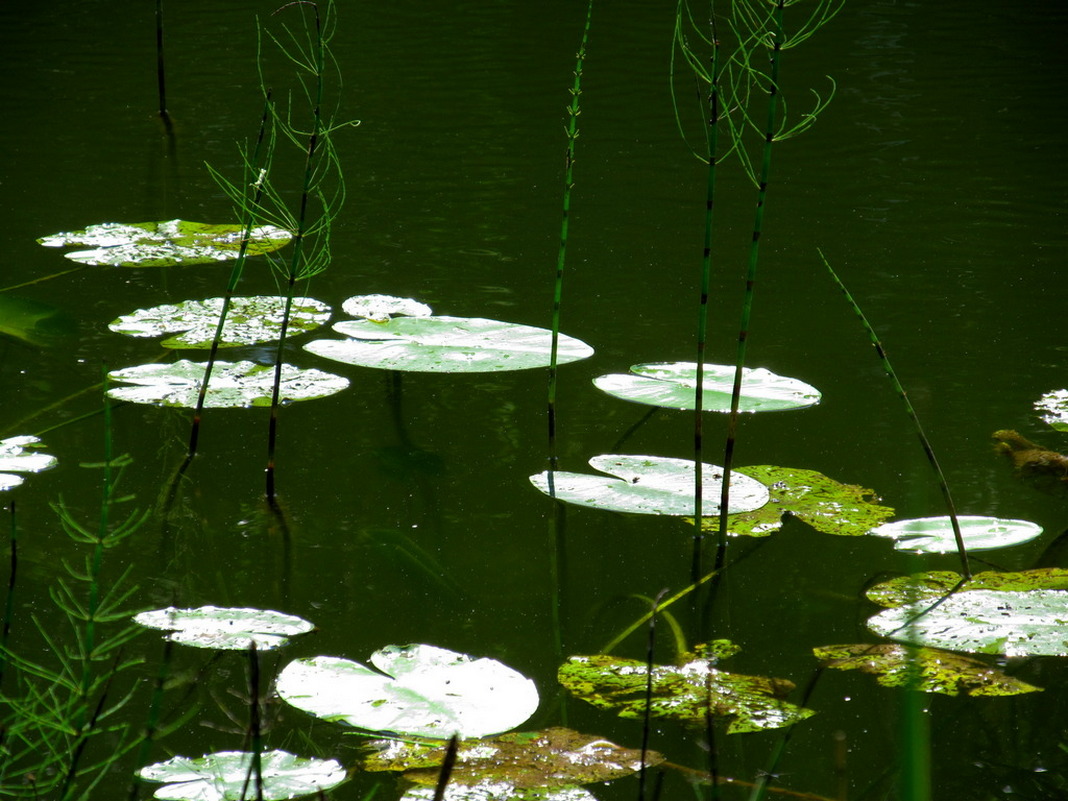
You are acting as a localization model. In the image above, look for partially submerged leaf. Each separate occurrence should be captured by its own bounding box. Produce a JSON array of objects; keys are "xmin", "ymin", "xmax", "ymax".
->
[
  {"xmin": 106, "ymin": 360, "xmax": 349, "ymax": 408},
  {"xmin": 109, "ymin": 296, "xmax": 331, "ymax": 348},
  {"xmin": 1035, "ymin": 389, "xmax": 1068, "ymax": 432},
  {"xmin": 305, "ymin": 316, "xmax": 593, "ymax": 373},
  {"xmin": 868, "ymin": 515, "xmax": 1043, "ymax": 553},
  {"xmin": 0, "ymin": 435, "xmax": 58, "ymax": 492},
  {"xmin": 558, "ymin": 644, "xmax": 815, "ymax": 734},
  {"xmin": 814, "ymin": 643, "xmax": 1041, "ymax": 696},
  {"xmin": 593, "ymin": 362, "xmax": 821, "ymax": 413},
  {"xmin": 343, "ymin": 294, "xmax": 433, "ymax": 322},
  {"xmin": 866, "ymin": 568, "xmax": 1068, "ymax": 608},
  {"xmin": 689, "ymin": 465, "xmax": 894, "ymax": 537},
  {"xmin": 0, "ymin": 295, "xmax": 76, "ymax": 347},
  {"xmin": 277, "ymin": 644, "xmax": 539, "ymax": 738},
  {"xmin": 133, "ymin": 606, "xmax": 315, "ymax": 650},
  {"xmin": 867, "ymin": 588, "xmax": 1068, "ymax": 657},
  {"xmin": 530, "ymin": 454, "xmax": 770, "ymax": 516},
  {"xmin": 37, "ymin": 219, "xmax": 291, "ymax": 267},
  {"xmin": 992, "ymin": 429, "xmax": 1068, "ymax": 497},
  {"xmin": 138, "ymin": 750, "xmax": 346, "ymax": 800},
  {"xmin": 364, "ymin": 727, "xmax": 662, "ymax": 788}
]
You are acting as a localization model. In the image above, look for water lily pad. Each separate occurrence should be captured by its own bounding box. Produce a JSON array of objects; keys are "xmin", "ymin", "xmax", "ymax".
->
[
  {"xmin": 276, "ymin": 644, "xmax": 539, "ymax": 738},
  {"xmin": 106, "ymin": 360, "xmax": 349, "ymax": 408},
  {"xmin": 138, "ymin": 750, "xmax": 346, "ymax": 800},
  {"xmin": 868, "ymin": 588, "xmax": 1068, "ymax": 657},
  {"xmin": 1036, "ymin": 389, "xmax": 1068, "ymax": 432},
  {"xmin": 109, "ymin": 296, "xmax": 331, "ymax": 348},
  {"xmin": 133, "ymin": 606, "xmax": 315, "ymax": 650},
  {"xmin": 0, "ymin": 435, "xmax": 58, "ymax": 492},
  {"xmin": 343, "ymin": 294, "xmax": 433, "ymax": 322},
  {"xmin": 593, "ymin": 362, "xmax": 821, "ymax": 412},
  {"xmin": 558, "ymin": 643, "xmax": 815, "ymax": 734},
  {"xmin": 530, "ymin": 454, "xmax": 770, "ymax": 516},
  {"xmin": 867, "ymin": 568, "xmax": 1068, "ymax": 608},
  {"xmin": 37, "ymin": 219, "xmax": 291, "ymax": 267},
  {"xmin": 814, "ymin": 643, "xmax": 1041, "ymax": 696},
  {"xmin": 689, "ymin": 465, "xmax": 894, "ymax": 537},
  {"xmin": 868, "ymin": 515, "xmax": 1043, "ymax": 553},
  {"xmin": 364, "ymin": 727, "xmax": 662, "ymax": 789},
  {"xmin": 401, "ymin": 785, "xmax": 595, "ymax": 801},
  {"xmin": 304, "ymin": 316, "xmax": 594, "ymax": 373}
]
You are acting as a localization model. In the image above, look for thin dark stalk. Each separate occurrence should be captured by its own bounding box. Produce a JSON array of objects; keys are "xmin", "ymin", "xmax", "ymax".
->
[
  {"xmin": 639, "ymin": 589, "xmax": 668, "ymax": 801},
  {"xmin": 155, "ymin": 0, "xmax": 169, "ymax": 121},
  {"xmin": 819, "ymin": 249, "xmax": 971, "ymax": 578},
  {"xmin": 240, "ymin": 643, "xmax": 265, "ymax": 801},
  {"xmin": 129, "ymin": 638, "xmax": 175, "ymax": 801},
  {"xmin": 431, "ymin": 735, "xmax": 459, "ymax": 801},
  {"xmin": 0, "ymin": 501, "xmax": 16, "ymax": 689}
]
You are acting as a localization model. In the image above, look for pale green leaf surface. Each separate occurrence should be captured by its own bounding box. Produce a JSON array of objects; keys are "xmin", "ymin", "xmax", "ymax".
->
[
  {"xmin": 133, "ymin": 606, "xmax": 315, "ymax": 650},
  {"xmin": 0, "ymin": 435, "xmax": 58, "ymax": 492},
  {"xmin": 37, "ymin": 220, "xmax": 291, "ymax": 267},
  {"xmin": 276, "ymin": 644, "xmax": 539, "ymax": 738},
  {"xmin": 342, "ymin": 294, "xmax": 433, "ymax": 322},
  {"xmin": 305, "ymin": 316, "xmax": 594, "ymax": 373},
  {"xmin": 593, "ymin": 362, "xmax": 821, "ymax": 412},
  {"xmin": 866, "ymin": 569, "xmax": 1068, "ymax": 608},
  {"xmin": 107, "ymin": 360, "xmax": 349, "ymax": 408},
  {"xmin": 138, "ymin": 750, "xmax": 346, "ymax": 800},
  {"xmin": 1036, "ymin": 389, "xmax": 1068, "ymax": 432},
  {"xmin": 401, "ymin": 784, "xmax": 595, "ymax": 801},
  {"xmin": 530, "ymin": 454, "xmax": 770, "ymax": 516},
  {"xmin": 869, "ymin": 515, "xmax": 1042, "ymax": 553},
  {"xmin": 109, "ymin": 296, "xmax": 331, "ymax": 348}
]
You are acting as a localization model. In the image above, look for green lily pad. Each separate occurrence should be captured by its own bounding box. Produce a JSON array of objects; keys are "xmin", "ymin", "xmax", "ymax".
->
[
  {"xmin": 401, "ymin": 785, "xmax": 596, "ymax": 801},
  {"xmin": 866, "ymin": 568, "xmax": 1068, "ymax": 608},
  {"xmin": 133, "ymin": 606, "xmax": 315, "ymax": 650},
  {"xmin": 1036, "ymin": 389, "xmax": 1068, "ymax": 432},
  {"xmin": 814, "ymin": 643, "xmax": 1042, "ymax": 696},
  {"xmin": 558, "ymin": 643, "xmax": 815, "ymax": 734},
  {"xmin": 593, "ymin": 362, "xmax": 821, "ymax": 412},
  {"xmin": 0, "ymin": 435, "xmax": 58, "ymax": 492},
  {"xmin": 304, "ymin": 316, "xmax": 594, "ymax": 373},
  {"xmin": 109, "ymin": 296, "xmax": 331, "ymax": 348},
  {"xmin": 868, "ymin": 588, "xmax": 1068, "ymax": 657},
  {"xmin": 276, "ymin": 644, "xmax": 540, "ymax": 739},
  {"xmin": 343, "ymin": 294, "xmax": 433, "ymax": 322},
  {"xmin": 530, "ymin": 454, "xmax": 770, "ymax": 516},
  {"xmin": 689, "ymin": 465, "xmax": 894, "ymax": 537},
  {"xmin": 106, "ymin": 360, "xmax": 349, "ymax": 408},
  {"xmin": 868, "ymin": 515, "xmax": 1043, "ymax": 553},
  {"xmin": 364, "ymin": 727, "xmax": 662, "ymax": 789},
  {"xmin": 138, "ymin": 750, "xmax": 346, "ymax": 800},
  {"xmin": 37, "ymin": 219, "xmax": 291, "ymax": 267}
]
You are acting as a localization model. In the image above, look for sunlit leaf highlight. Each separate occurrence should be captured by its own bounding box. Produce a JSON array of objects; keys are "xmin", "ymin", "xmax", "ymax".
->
[
  {"xmin": 133, "ymin": 606, "xmax": 315, "ymax": 650},
  {"xmin": 868, "ymin": 515, "xmax": 1042, "ymax": 553},
  {"xmin": 1036, "ymin": 389, "xmax": 1068, "ymax": 432},
  {"xmin": 343, "ymin": 293, "xmax": 433, "ymax": 322},
  {"xmin": 0, "ymin": 435, "xmax": 58, "ymax": 492},
  {"xmin": 138, "ymin": 750, "xmax": 346, "ymax": 800}
]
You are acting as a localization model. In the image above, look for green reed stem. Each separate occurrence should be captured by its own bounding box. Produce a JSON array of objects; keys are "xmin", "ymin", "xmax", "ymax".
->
[{"xmin": 819, "ymin": 249, "xmax": 971, "ymax": 578}]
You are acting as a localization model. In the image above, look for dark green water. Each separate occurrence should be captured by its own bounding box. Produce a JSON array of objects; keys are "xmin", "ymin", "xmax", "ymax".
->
[{"xmin": 1, "ymin": 1, "xmax": 1066, "ymax": 799}]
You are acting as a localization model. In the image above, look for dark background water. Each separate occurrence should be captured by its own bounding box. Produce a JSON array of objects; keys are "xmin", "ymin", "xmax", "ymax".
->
[{"xmin": 1, "ymin": 1, "xmax": 1066, "ymax": 799}]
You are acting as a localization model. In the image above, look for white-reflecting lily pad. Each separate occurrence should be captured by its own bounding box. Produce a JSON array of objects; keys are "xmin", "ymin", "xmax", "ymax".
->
[
  {"xmin": 107, "ymin": 360, "xmax": 349, "ymax": 408},
  {"xmin": 530, "ymin": 454, "xmax": 770, "ymax": 516},
  {"xmin": 109, "ymin": 296, "xmax": 331, "ymax": 349},
  {"xmin": 37, "ymin": 219, "xmax": 291, "ymax": 267},
  {"xmin": 1036, "ymin": 389, "xmax": 1068, "ymax": 432},
  {"xmin": 593, "ymin": 362, "xmax": 821, "ymax": 412},
  {"xmin": 304, "ymin": 316, "xmax": 593, "ymax": 373},
  {"xmin": 138, "ymin": 750, "xmax": 346, "ymax": 801},
  {"xmin": 401, "ymin": 784, "xmax": 595, "ymax": 801},
  {"xmin": 133, "ymin": 606, "xmax": 315, "ymax": 650},
  {"xmin": 868, "ymin": 589, "xmax": 1068, "ymax": 657},
  {"xmin": 342, "ymin": 294, "xmax": 433, "ymax": 322},
  {"xmin": 868, "ymin": 515, "xmax": 1043, "ymax": 553},
  {"xmin": 0, "ymin": 435, "xmax": 58, "ymax": 492},
  {"xmin": 276, "ymin": 644, "xmax": 539, "ymax": 739}
]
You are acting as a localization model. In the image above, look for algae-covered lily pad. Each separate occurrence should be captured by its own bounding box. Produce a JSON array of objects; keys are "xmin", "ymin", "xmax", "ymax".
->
[
  {"xmin": 343, "ymin": 293, "xmax": 433, "ymax": 322},
  {"xmin": 276, "ymin": 644, "xmax": 539, "ymax": 738},
  {"xmin": 868, "ymin": 515, "xmax": 1042, "ymax": 553},
  {"xmin": 0, "ymin": 435, "xmax": 58, "ymax": 492},
  {"xmin": 558, "ymin": 643, "xmax": 815, "ymax": 733},
  {"xmin": 593, "ymin": 362, "xmax": 821, "ymax": 413},
  {"xmin": 106, "ymin": 360, "xmax": 349, "ymax": 408},
  {"xmin": 305, "ymin": 316, "xmax": 594, "ymax": 373},
  {"xmin": 109, "ymin": 296, "xmax": 331, "ymax": 348},
  {"xmin": 1036, "ymin": 389, "xmax": 1068, "ymax": 432},
  {"xmin": 866, "ymin": 568, "xmax": 1068, "ymax": 608},
  {"xmin": 689, "ymin": 465, "xmax": 894, "ymax": 537},
  {"xmin": 401, "ymin": 785, "xmax": 595, "ymax": 801},
  {"xmin": 814, "ymin": 643, "xmax": 1041, "ymax": 696},
  {"xmin": 138, "ymin": 750, "xmax": 346, "ymax": 800},
  {"xmin": 364, "ymin": 727, "xmax": 662, "ymax": 789},
  {"xmin": 868, "ymin": 588, "xmax": 1068, "ymax": 657},
  {"xmin": 530, "ymin": 454, "xmax": 770, "ymax": 516},
  {"xmin": 37, "ymin": 219, "xmax": 291, "ymax": 267},
  {"xmin": 133, "ymin": 606, "xmax": 315, "ymax": 650}
]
